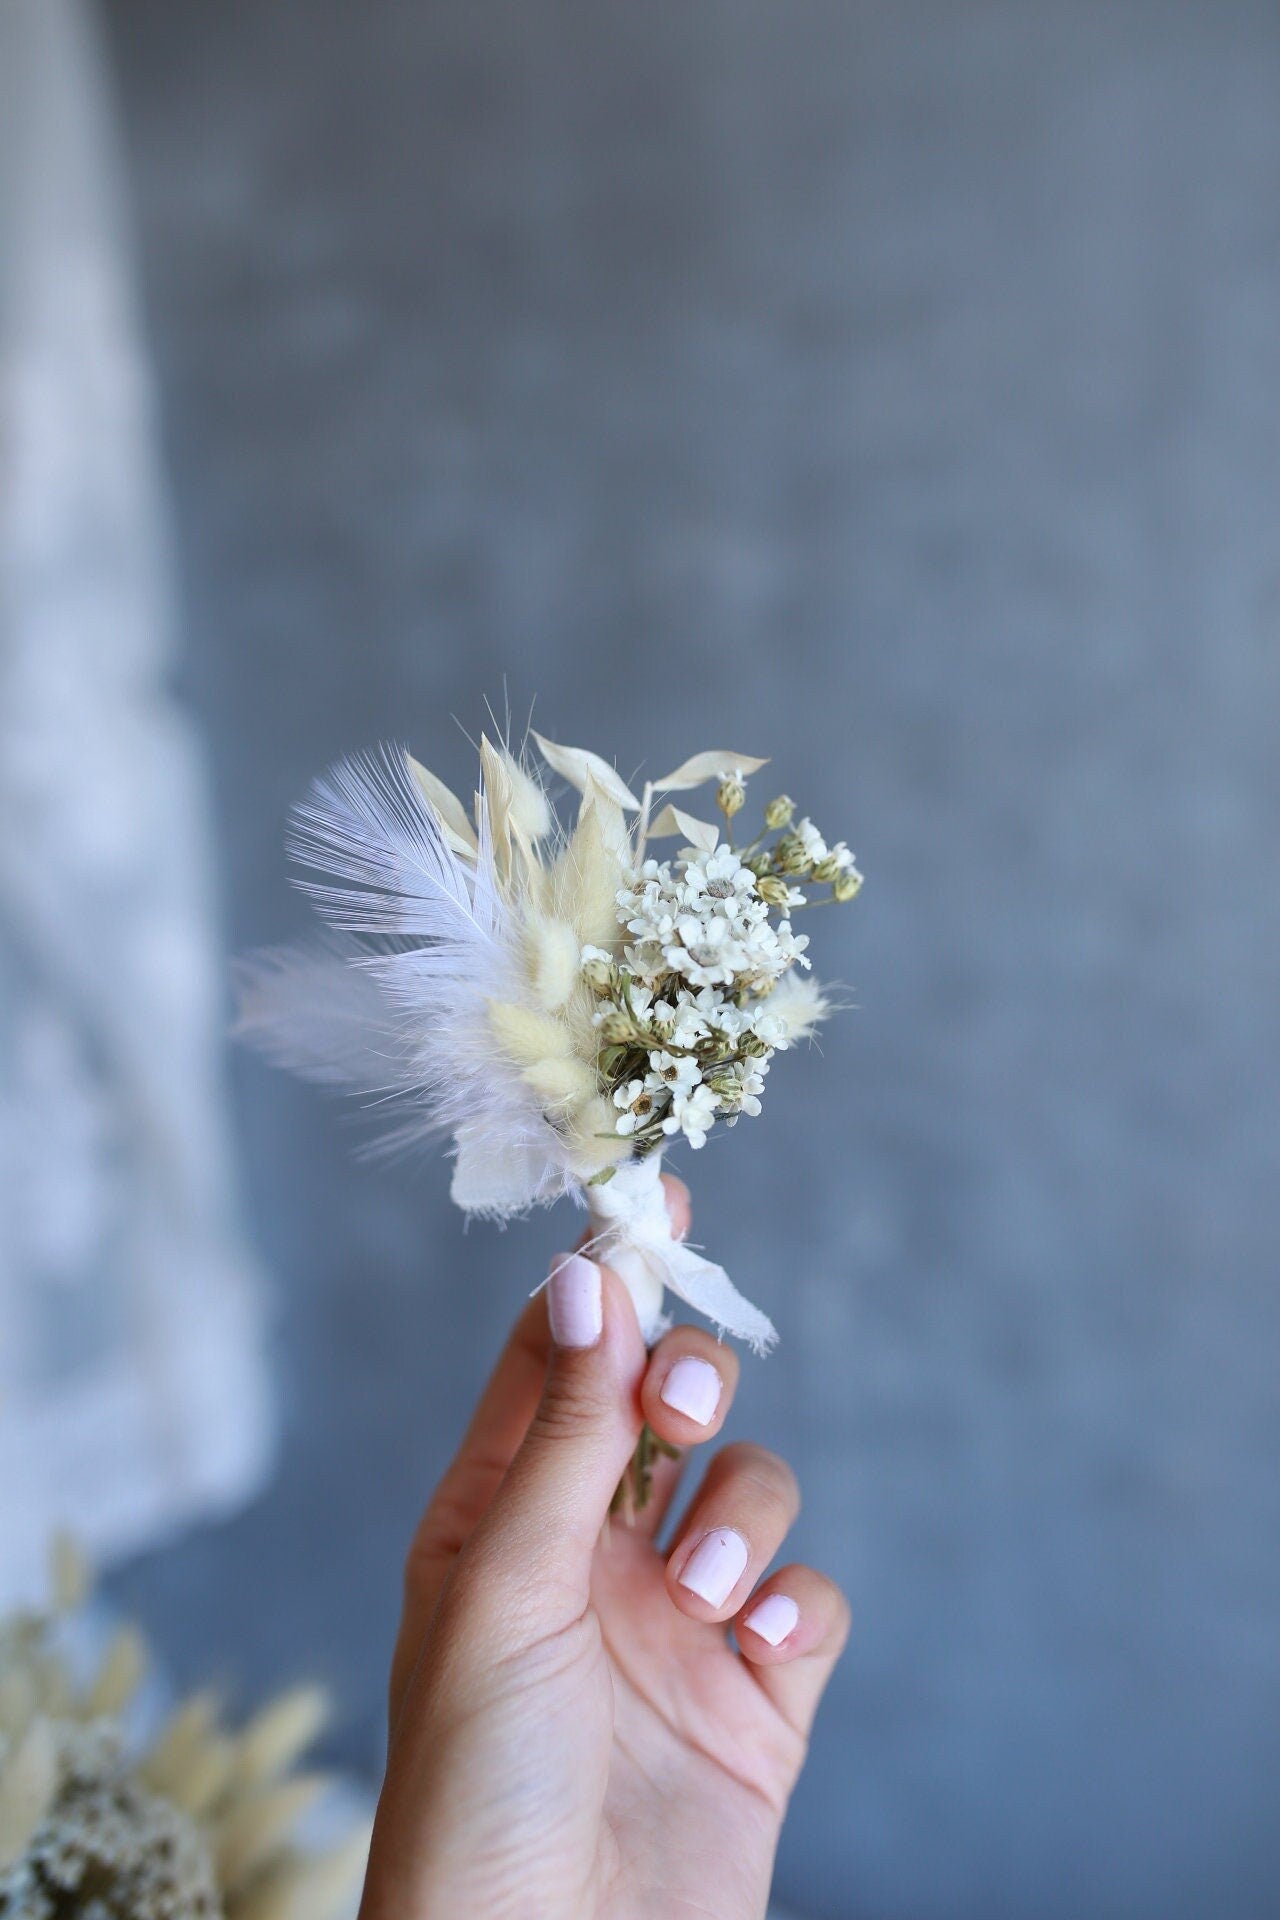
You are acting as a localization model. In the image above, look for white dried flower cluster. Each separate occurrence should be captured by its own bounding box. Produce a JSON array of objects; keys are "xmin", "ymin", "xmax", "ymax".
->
[
  {"xmin": 1, "ymin": 1725, "xmax": 219, "ymax": 1920},
  {"xmin": 586, "ymin": 797, "xmax": 853, "ymax": 1151},
  {"xmin": 239, "ymin": 729, "xmax": 861, "ymax": 1215},
  {"xmin": 0, "ymin": 1542, "xmax": 368, "ymax": 1920},
  {"xmin": 618, "ymin": 846, "xmax": 810, "ymax": 993}
]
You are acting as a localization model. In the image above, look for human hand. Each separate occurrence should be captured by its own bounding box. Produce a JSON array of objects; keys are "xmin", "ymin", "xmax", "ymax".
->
[{"xmin": 358, "ymin": 1178, "xmax": 850, "ymax": 1920}]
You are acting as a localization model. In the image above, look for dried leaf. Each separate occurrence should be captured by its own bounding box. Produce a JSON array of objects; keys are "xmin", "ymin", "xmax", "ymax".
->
[
  {"xmin": 651, "ymin": 749, "xmax": 769, "ymax": 792},
  {"xmin": 646, "ymin": 804, "xmax": 720, "ymax": 852},
  {"xmin": 531, "ymin": 732, "xmax": 641, "ymax": 811},
  {"xmin": 552, "ymin": 800, "xmax": 629, "ymax": 948},
  {"xmin": 407, "ymin": 756, "xmax": 478, "ymax": 857}
]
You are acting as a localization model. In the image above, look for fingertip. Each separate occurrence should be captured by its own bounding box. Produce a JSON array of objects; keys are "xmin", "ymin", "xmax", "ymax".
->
[
  {"xmin": 642, "ymin": 1327, "xmax": 738, "ymax": 1445},
  {"xmin": 736, "ymin": 1565, "xmax": 851, "ymax": 1668}
]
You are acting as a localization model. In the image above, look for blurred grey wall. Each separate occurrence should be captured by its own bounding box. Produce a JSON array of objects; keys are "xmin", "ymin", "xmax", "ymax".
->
[{"xmin": 101, "ymin": 4, "xmax": 1280, "ymax": 1917}]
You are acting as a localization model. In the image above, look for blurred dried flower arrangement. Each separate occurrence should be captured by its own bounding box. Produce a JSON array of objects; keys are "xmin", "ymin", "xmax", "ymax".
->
[{"xmin": 0, "ymin": 1540, "xmax": 368, "ymax": 1920}]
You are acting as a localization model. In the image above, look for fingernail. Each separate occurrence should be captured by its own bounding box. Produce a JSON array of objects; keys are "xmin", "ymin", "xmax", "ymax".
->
[
  {"xmin": 660, "ymin": 1355, "xmax": 722, "ymax": 1426},
  {"xmin": 678, "ymin": 1528, "xmax": 749, "ymax": 1608},
  {"xmin": 743, "ymin": 1592, "xmax": 799, "ymax": 1647},
  {"xmin": 547, "ymin": 1253, "xmax": 602, "ymax": 1349}
]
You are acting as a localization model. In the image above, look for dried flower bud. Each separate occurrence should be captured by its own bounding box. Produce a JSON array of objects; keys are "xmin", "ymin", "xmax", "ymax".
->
[
  {"xmin": 757, "ymin": 874, "xmax": 794, "ymax": 908},
  {"xmin": 596, "ymin": 1009, "xmax": 639, "ymax": 1046},
  {"xmin": 773, "ymin": 832, "xmax": 810, "ymax": 876},
  {"xmin": 717, "ymin": 775, "xmax": 746, "ymax": 818},
  {"xmin": 833, "ymin": 868, "xmax": 864, "ymax": 902},
  {"xmin": 811, "ymin": 854, "xmax": 842, "ymax": 884},
  {"xmin": 581, "ymin": 954, "xmax": 617, "ymax": 992},
  {"xmin": 764, "ymin": 794, "xmax": 794, "ymax": 830},
  {"xmin": 740, "ymin": 1032, "xmax": 772, "ymax": 1058}
]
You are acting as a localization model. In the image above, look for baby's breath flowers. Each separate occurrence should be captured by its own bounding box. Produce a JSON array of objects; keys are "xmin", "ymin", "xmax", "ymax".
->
[
  {"xmin": 0, "ymin": 1541, "xmax": 368, "ymax": 1920},
  {"xmin": 237, "ymin": 724, "xmax": 863, "ymax": 1389},
  {"xmin": 569, "ymin": 770, "xmax": 859, "ymax": 1167}
]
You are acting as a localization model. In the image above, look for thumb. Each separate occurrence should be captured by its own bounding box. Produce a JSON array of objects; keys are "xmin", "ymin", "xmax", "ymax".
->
[{"xmin": 458, "ymin": 1252, "xmax": 647, "ymax": 1637}]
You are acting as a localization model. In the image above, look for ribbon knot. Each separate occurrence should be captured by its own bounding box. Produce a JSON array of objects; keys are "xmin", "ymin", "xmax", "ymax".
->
[{"xmin": 584, "ymin": 1152, "xmax": 777, "ymax": 1355}]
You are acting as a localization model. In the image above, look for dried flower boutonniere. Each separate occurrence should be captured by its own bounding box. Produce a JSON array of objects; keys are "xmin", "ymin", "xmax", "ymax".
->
[{"xmin": 236, "ymin": 727, "xmax": 862, "ymax": 1508}]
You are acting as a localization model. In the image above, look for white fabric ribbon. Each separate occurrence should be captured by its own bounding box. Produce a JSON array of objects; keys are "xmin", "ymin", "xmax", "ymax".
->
[{"xmin": 584, "ymin": 1152, "xmax": 777, "ymax": 1354}]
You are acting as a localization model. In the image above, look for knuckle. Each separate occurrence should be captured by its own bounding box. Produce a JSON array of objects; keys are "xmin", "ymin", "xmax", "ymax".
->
[
  {"xmin": 717, "ymin": 1442, "xmax": 801, "ymax": 1518},
  {"xmin": 527, "ymin": 1360, "xmax": 606, "ymax": 1443}
]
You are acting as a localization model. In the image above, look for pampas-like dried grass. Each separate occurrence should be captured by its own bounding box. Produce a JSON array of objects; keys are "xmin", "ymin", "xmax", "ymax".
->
[{"xmin": 0, "ymin": 1543, "xmax": 368, "ymax": 1920}]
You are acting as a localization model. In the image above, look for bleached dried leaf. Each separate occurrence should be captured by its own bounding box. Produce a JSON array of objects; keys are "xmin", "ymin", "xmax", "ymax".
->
[
  {"xmin": 407, "ymin": 757, "xmax": 478, "ymax": 857},
  {"xmin": 503, "ymin": 751, "xmax": 553, "ymax": 842},
  {"xmin": 0, "ymin": 1717, "xmax": 57, "ymax": 1871},
  {"xmin": 531, "ymin": 732, "xmax": 641, "ymax": 811},
  {"xmin": 646, "ymin": 804, "xmax": 720, "ymax": 852},
  {"xmin": 478, "ymin": 736, "xmax": 515, "ymax": 864},
  {"xmin": 552, "ymin": 800, "xmax": 628, "ymax": 948},
  {"xmin": 651, "ymin": 749, "xmax": 768, "ymax": 792}
]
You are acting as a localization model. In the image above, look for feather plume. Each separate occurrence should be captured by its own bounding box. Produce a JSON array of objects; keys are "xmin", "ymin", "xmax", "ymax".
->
[{"xmin": 237, "ymin": 745, "xmax": 611, "ymax": 1216}]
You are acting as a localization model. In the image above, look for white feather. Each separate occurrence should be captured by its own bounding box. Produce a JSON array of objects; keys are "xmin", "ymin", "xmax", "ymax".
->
[{"xmin": 237, "ymin": 747, "xmax": 579, "ymax": 1212}]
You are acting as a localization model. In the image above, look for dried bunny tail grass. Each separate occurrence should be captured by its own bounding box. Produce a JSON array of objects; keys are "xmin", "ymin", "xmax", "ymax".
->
[
  {"xmin": 550, "ymin": 792, "xmax": 632, "ymax": 950},
  {"xmin": 562, "ymin": 1093, "xmax": 632, "ymax": 1180},
  {"xmin": 215, "ymin": 1772, "xmax": 330, "ymax": 1892},
  {"xmin": 764, "ymin": 970, "xmax": 834, "ymax": 1046},
  {"xmin": 520, "ymin": 1056, "xmax": 600, "ymax": 1111},
  {"xmin": 485, "ymin": 1000, "xmax": 576, "ymax": 1068},
  {"xmin": 82, "ymin": 1623, "xmax": 147, "ymax": 1720},
  {"xmin": 166, "ymin": 1731, "xmax": 238, "ymax": 1819},
  {"xmin": 0, "ymin": 1717, "xmax": 57, "ymax": 1871},
  {"xmin": 228, "ymin": 1822, "xmax": 372, "ymax": 1920},
  {"xmin": 140, "ymin": 1689, "xmax": 223, "ymax": 1797},
  {"xmin": 232, "ymin": 1687, "xmax": 329, "ymax": 1792},
  {"xmin": 0, "ymin": 1544, "xmax": 368, "ymax": 1920},
  {"xmin": 522, "ymin": 915, "xmax": 582, "ymax": 1012},
  {"xmin": 50, "ymin": 1533, "xmax": 91, "ymax": 1616}
]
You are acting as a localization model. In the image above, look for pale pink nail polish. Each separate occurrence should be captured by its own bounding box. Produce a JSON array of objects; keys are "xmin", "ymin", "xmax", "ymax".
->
[
  {"xmin": 744, "ymin": 1592, "xmax": 799, "ymax": 1647},
  {"xmin": 547, "ymin": 1253, "xmax": 602, "ymax": 1349},
  {"xmin": 678, "ymin": 1528, "xmax": 749, "ymax": 1608},
  {"xmin": 660, "ymin": 1355, "xmax": 722, "ymax": 1426}
]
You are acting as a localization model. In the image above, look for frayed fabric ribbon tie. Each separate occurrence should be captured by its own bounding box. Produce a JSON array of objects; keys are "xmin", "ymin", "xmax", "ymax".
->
[{"xmin": 583, "ymin": 1152, "xmax": 777, "ymax": 1355}]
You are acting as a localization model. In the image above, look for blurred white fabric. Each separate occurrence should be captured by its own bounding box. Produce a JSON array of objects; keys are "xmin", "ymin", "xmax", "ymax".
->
[{"xmin": 0, "ymin": 0, "xmax": 274, "ymax": 1604}]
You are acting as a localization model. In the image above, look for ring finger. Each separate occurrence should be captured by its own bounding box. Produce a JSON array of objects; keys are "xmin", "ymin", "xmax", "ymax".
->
[{"xmin": 665, "ymin": 1441, "xmax": 800, "ymax": 1621}]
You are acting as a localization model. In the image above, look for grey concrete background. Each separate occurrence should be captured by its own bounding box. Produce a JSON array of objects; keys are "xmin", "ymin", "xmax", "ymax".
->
[{"xmin": 100, "ymin": 4, "xmax": 1279, "ymax": 1916}]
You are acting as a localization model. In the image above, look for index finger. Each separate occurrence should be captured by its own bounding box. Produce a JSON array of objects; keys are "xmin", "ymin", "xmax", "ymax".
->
[{"xmin": 388, "ymin": 1172, "xmax": 690, "ymax": 1722}]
